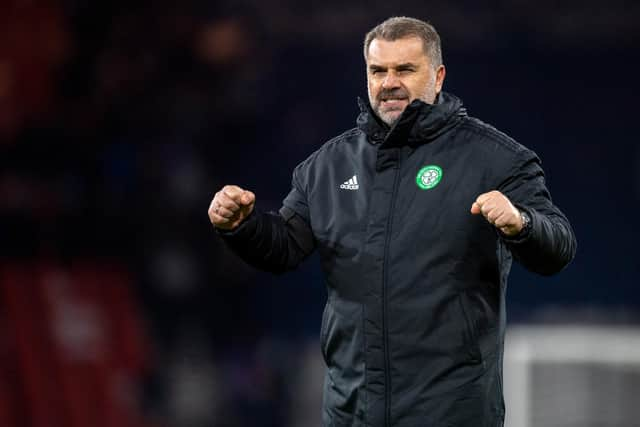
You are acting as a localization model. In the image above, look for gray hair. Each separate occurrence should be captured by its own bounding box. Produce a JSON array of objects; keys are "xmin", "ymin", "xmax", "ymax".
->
[{"xmin": 363, "ymin": 17, "xmax": 443, "ymax": 68}]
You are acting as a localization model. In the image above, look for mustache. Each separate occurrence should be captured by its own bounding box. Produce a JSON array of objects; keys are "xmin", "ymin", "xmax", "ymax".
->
[{"xmin": 378, "ymin": 88, "xmax": 409, "ymax": 101}]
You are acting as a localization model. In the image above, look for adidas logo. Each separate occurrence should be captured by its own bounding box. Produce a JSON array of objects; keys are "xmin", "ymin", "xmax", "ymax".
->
[{"xmin": 340, "ymin": 175, "xmax": 359, "ymax": 190}]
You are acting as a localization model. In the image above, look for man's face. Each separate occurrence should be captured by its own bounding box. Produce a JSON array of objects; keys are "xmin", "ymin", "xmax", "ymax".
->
[{"xmin": 366, "ymin": 36, "xmax": 446, "ymax": 126}]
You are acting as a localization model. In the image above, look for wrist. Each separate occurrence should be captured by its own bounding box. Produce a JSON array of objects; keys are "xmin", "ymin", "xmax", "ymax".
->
[{"xmin": 518, "ymin": 209, "xmax": 532, "ymax": 235}]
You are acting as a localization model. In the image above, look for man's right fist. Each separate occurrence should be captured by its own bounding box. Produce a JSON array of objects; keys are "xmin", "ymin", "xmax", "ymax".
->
[{"xmin": 208, "ymin": 185, "xmax": 256, "ymax": 230}]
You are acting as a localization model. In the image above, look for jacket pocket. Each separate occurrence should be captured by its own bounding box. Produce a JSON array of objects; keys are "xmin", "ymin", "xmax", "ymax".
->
[{"xmin": 457, "ymin": 293, "xmax": 482, "ymax": 364}]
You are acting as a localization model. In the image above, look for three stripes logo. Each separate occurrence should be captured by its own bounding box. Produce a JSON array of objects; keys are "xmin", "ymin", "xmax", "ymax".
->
[{"xmin": 340, "ymin": 175, "xmax": 359, "ymax": 190}]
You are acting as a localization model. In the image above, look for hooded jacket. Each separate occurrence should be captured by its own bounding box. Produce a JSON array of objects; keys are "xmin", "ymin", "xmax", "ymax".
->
[{"xmin": 219, "ymin": 92, "xmax": 576, "ymax": 427}]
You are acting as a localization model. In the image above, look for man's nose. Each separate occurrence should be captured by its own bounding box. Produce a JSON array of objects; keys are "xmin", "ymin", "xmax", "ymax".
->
[{"xmin": 382, "ymin": 72, "xmax": 400, "ymax": 89}]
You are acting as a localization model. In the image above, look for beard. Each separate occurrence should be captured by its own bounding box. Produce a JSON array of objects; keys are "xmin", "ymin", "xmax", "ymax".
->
[
  {"xmin": 369, "ymin": 85, "xmax": 438, "ymax": 126},
  {"xmin": 371, "ymin": 88, "xmax": 409, "ymax": 126}
]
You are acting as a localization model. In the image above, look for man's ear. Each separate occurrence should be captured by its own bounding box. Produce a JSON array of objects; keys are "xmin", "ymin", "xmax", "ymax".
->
[{"xmin": 435, "ymin": 65, "xmax": 446, "ymax": 93}]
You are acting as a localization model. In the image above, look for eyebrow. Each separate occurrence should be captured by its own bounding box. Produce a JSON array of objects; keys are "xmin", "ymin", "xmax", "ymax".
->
[{"xmin": 368, "ymin": 63, "xmax": 418, "ymax": 71}]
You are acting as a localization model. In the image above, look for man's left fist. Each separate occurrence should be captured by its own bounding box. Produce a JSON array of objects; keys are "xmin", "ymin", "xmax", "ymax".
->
[{"xmin": 470, "ymin": 190, "xmax": 523, "ymax": 237}]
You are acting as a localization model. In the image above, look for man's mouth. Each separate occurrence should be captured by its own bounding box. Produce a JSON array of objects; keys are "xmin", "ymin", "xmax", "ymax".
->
[{"xmin": 380, "ymin": 98, "xmax": 408, "ymax": 108}]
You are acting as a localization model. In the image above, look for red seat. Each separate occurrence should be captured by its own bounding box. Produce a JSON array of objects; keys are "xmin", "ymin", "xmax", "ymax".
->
[{"xmin": 0, "ymin": 260, "xmax": 152, "ymax": 427}]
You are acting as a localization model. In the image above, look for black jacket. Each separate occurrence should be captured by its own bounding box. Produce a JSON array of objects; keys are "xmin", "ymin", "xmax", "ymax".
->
[{"xmin": 219, "ymin": 92, "xmax": 576, "ymax": 427}]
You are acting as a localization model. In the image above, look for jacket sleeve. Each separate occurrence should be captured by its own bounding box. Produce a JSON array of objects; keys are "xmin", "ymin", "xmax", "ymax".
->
[
  {"xmin": 216, "ymin": 161, "xmax": 316, "ymax": 274},
  {"xmin": 498, "ymin": 150, "xmax": 577, "ymax": 276},
  {"xmin": 216, "ymin": 207, "xmax": 315, "ymax": 274}
]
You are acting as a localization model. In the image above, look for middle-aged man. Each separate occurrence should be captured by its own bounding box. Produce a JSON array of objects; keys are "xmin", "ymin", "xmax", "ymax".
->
[{"xmin": 208, "ymin": 16, "xmax": 576, "ymax": 427}]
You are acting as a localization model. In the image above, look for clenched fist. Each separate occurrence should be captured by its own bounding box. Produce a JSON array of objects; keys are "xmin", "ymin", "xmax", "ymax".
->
[
  {"xmin": 208, "ymin": 185, "xmax": 256, "ymax": 230},
  {"xmin": 470, "ymin": 190, "xmax": 524, "ymax": 237}
]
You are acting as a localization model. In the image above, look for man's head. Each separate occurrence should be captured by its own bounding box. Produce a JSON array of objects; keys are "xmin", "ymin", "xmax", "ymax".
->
[{"xmin": 364, "ymin": 17, "xmax": 446, "ymax": 125}]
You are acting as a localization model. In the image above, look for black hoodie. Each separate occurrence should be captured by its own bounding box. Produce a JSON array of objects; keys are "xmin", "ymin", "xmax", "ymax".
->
[{"xmin": 218, "ymin": 91, "xmax": 576, "ymax": 427}]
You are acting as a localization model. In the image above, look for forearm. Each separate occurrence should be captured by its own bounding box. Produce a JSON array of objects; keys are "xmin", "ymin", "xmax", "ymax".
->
[
  {"xmin": 503, "ymin": 206, "xmax": 576, "ymax": 276},
  {"xmin": 497, "ymin": 150, "xmax": 577, "ymax": 276},
  {"xmin": 217, "ymin": 208, "xmax": 315, "ymax": 274}
]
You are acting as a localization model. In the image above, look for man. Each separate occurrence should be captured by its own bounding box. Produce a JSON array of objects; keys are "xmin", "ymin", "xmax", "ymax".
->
[{"xmin": 208, "ymin": 16, "xmax": 576, "ymax": 427}]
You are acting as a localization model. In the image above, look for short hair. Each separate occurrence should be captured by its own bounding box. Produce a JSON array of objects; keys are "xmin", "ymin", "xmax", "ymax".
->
[{"xmin": 363, "ymin": 17, "xmax": 443, "ymax": 68}]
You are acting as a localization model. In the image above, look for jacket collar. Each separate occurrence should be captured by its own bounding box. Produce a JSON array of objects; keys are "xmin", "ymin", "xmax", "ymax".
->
[{"xmin": 356, "ymin": 91, "xmax": 466, "ymax": 147}]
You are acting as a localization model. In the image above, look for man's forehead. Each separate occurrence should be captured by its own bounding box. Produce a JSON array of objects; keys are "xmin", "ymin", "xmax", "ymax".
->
[{"xmin": 367, "ymin": 36, "xmax": 427, "ymax": 65}]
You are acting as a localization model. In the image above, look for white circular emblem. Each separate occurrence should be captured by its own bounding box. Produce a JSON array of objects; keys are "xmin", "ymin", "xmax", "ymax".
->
[
  {"xmin": 422, "ymin": 169, "xmax": 439, "ymax": 186},
  {"xmin": 416, "ymin": 165, "xmax": 443, "ymax": 190}
]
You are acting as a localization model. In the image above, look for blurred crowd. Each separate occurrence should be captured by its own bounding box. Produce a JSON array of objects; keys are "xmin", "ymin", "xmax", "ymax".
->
[{"xmin": 1, "ymin": 1, "xmax": 639, "ymax": 426}]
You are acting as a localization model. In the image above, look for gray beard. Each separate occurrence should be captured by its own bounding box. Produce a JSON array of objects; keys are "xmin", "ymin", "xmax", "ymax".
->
[
  {"xmin": 373, "ymin": 106, "xmax": 403, "ymax": 127},
  {"xmin": 374, "ymin": 89, "xmax": 440, "ymax": 126}
]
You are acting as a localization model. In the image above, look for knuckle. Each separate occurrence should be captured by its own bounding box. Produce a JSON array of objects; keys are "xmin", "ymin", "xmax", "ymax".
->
[{"xmin": 224, "ymin": 187, "xmax": 238, "ymax": 198}]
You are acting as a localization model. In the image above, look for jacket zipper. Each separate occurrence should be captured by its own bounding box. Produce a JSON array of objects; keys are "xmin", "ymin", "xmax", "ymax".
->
[{"xmin": 382, "ymin": 150, "xmax": 401, "ymax": 427}]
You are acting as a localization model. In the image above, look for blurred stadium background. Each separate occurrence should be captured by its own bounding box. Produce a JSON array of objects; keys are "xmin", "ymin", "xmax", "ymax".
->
[{"xmin": 1, "ymin": 1, "xmax": 638, "ymax": 426}]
